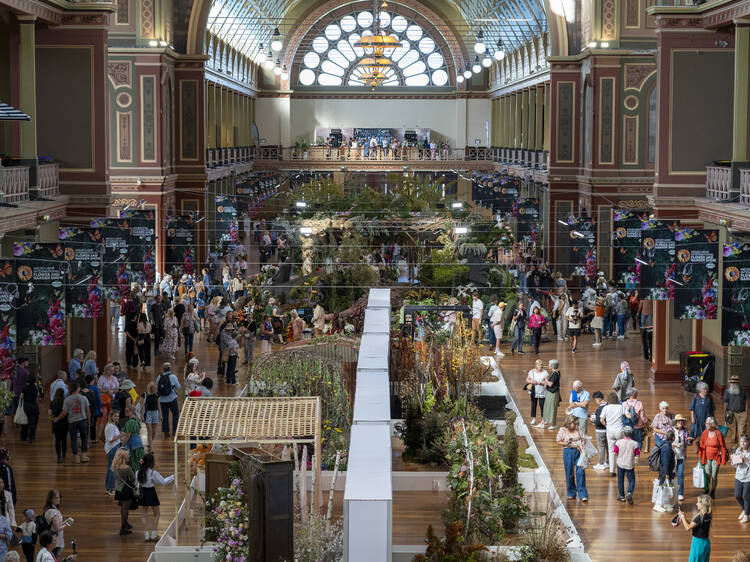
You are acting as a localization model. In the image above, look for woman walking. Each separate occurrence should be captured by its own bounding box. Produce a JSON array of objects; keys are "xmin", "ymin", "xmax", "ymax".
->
[
  {"xmin": 143, "ymin": 382, "xmax": 160, "ymax": 451},
  {"xmin": 260, "ymin": 315, "xmax": 273, "ymax": 355},
  {"xmin": 612, "ymin": 361, "xmax": 635, "ymax": 403},
  {"xmin": 529, "ymin": 305, "xmax": 545, "ymax": 354},
  {"xmin": 83, "ymin": 351, "xmax": 98, "ymax": 378},
  {"xmin": 732, "ymin": 434, "xmax": 750, "ymax": 523},
  {"xmin": 48, "ymin": 389, "xmax": 67, "ymax": 463},
  {"xmin": 698, "ymin": 416, "xmax": 728, "ymax": 498},
  {"xmin": 20, "ymin": 375, "xmax": 39, "ymax": 443},
  {"xmin": 136, "ymin": 312, "xmax": 152, "ymax": 369},
  {"xmin": 490, "ymin": 302, "xmax": 505, "ymax": 355},
  {"xmin": 673, "ymin": 414, "xmax": 690, "ymax": 501},
  {"xmin": 136, "ymin": 453, "xmax": 175, "ymax": 542},
  {"xmin": 121, "ymin": 405, "xmax": 145, "ymax": 472},
  {"xmin": 690, "ymin": 382, "xmax": 715, "ymax": 441},
  {"xmin": 542, "ymin": 359, "xmax": 561, "ymax": 430},
  {"xmin": 124, "ymin": 313, "xmax": 139, "ymax": 368},
  {"xmin": 112, "ymin": 449, "xmax": 136, "ymax": 535},
  {"xmin": 104, "ymin": 410, "xmax": 121, "ymax": 496},
  {"xmin": 677, "ymin": 494, "xmax": 712, "ymax": 562},
  {"xmin": 161, "ymin": 308, "xmax": 178, "ymax": 360},
  {"xmin": 179, "ymin": 304, "xmax": 198, "ymax": 355},
  {"xmin": 526, "ymin": 360, "xmax": 548, "ymax": 428},
  {"xmin": 41, "ymin": 490, "xmax": 65, "ymax": 557},
  {"xmin": 97, "ymin": 363, "xmax": 119, "ymax": 440},
  {"xmin": 556, "ymin": 415, "xmax": 588, "ymax": 502},
  {"xmin": 590, "ymin": 296, "xmax": 604, "ymax": 348},
  {"xmin": 600, "ymin": 392, "xmax": 625, "ymax": 477},
  {"xmin": 652, "ymin": 401, "xmax": 674, "ymax": 447}
]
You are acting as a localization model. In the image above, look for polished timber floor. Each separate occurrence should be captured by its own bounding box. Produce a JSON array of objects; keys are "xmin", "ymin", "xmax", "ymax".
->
[{"xmin": 3, "ymin": 325, "xmax": 750, "ymax": 560}]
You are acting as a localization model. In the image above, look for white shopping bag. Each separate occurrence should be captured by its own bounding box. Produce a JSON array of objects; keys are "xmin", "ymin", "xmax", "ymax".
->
[
  {"xmin": 583, "ymin": 437, "xmax": 598, "ymax": 459},
  {"xmin": 576, "ymin": 452, "xmax": 589, "ymax": 469},
  {"xmin": 651, "ymin": 478, "xmax": 661, "ymax": 504},
  {"xmin": 693, "ymin": 464, "xmax": 705, "ymax": 489},
  {"xmin": 662, "ymin": 482, "xmax": 675, "ymax": 504}
]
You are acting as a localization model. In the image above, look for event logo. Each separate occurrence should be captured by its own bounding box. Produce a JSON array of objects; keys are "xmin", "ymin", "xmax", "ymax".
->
[
  {"xmin": 677, "ymin": 249, "xmax": 691, "ymax": 263},
  {"xmin": 725, "ymin": 266, "xmax": 740, "ymax": 282},
  {"xmin": 615, "ymin": 227, "xmax": 627, "ymax": 239},
  {"xmin": 643, "ymin": 237, "xmax": 655, "ymax": 249}
]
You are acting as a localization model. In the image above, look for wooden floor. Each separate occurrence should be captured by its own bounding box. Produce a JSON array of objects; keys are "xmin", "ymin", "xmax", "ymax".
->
[{"xmin": 499, "ymin": 330, "xmax": 750, "ymax": 560}]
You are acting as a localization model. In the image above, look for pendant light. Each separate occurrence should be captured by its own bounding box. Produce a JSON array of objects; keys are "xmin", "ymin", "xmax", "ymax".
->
[
  {"xmin": 273, "ymin": 59, "xmax": 282, "ymax": 75},
  {"xmin": 263, "ymin": 50, "xmax": 274, "ymax": 70},
  {"xmin": 270, "ymin": 28, "xmax": 283, "ymax": 52},
  {"xmin": 280, "ymin": 64, "xmax": 289, "ymax": 80},
  {"xmin": 456, "ymin": 74, "xmax": 465, "ymax": 84},
  {"xmin": 472, "ymin": 55, "xmax": 481, "ymax": 74},
  {"xmin": 473, "ymin": 29, "xmax": 486, "ymax": 54},
  {"xmin": 482, "ymin": 54, "xmax": 492, "ymax": 67},
  {"xmin": 463, "ymin": 63, "xmax": 472, "ymax": 79},
  {"xmin": 493, "ymin": 40, "xmax": 505, "ymax": 60}
]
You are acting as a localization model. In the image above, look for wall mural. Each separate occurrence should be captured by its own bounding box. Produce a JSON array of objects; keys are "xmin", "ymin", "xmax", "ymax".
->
[
  {"xmin": 566, "ymin": 216, "xmax": 596, "ymax": 277},
  {"xmin": 612, "ymin": 210, "xmax": 646, "ymax": 288}
]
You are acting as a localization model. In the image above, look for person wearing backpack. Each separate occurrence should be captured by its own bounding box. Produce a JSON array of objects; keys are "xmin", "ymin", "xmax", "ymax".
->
[
  {"xmin": 612, "ymin": 361, "xmax": 635, "ymax": 403},
  {"xmin": 652, "ymin": 430, "xmax": 676, "ymax": 512},
  {"xmin": 613, "ymin": 425, "xmax": 640, "ymax": 505},
  {"xmin": 157, "ymin": 363, "xmax": 180, "ymax": 439}
]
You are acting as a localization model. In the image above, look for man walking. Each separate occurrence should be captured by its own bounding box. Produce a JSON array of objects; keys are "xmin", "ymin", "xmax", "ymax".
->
[
  {"xmin": 53, "ymin": 382, "xmax": 90, "ymax": 464},
  {"xmin": 157, "ymin": 362, "xmax": 181, "ymax": 438},
  {"xmin": 68, "ymin": 349, "xmax": 84, "ymax": 382},
  {"xmin": 723, "ymin": 375, "xmax": 747, "ymax": 450}
]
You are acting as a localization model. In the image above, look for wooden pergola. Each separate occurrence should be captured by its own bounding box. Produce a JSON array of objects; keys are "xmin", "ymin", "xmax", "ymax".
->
[{"xmin": 173, "ymin": 396, "xmax": 322, "ymax": 542}]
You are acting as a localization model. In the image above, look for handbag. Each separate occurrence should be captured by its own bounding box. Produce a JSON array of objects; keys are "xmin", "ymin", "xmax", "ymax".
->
[
  {"xmin": 583, "ymin": 437, "xmax": 598, "ymax": 459},
  {"xmin": 13, "ymin": 396, "xmax": 28, "ymax": 425},
  {"xmin": 692, "ymin": 464, "xmax": 705, "ymax": 489},
  {"xmin": 576, "ymin": 449, "xmax": 589, "ymax": 469},
  {"xmin": 725, "ymin": 410, "xmax": 735, "ymax": 424}
]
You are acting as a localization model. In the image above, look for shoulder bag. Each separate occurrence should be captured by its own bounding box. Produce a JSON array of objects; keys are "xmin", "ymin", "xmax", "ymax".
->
[{"xmin": 13, "ymin": 396, "xmax": 27, "ymax": 425}]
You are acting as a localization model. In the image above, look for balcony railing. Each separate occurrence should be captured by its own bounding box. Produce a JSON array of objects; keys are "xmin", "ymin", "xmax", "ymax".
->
[
  {"xmin": 0, "ymin": 165, "xmax": 30, "ymax": 204},
  {"xmin": 740, "ymin": 168, "xmax": 750, "ymax": 206},
  {"xmin": 490, "ymin": 147, "xmax": 549, "ymax": 169},
  {"xmin": 706, "ymin": 165, "xmax": 732, "ymax": 200},
  {"xmin": 253, "ymin": 146, "xmax": 494, "ymax": 162},
  {"xmin": 37, "ymin": 161, "xmax": 60, "ymax": 198},
  {"xmin": 205, "ymin": 146, "xmax": 255, "ymax": 168}
]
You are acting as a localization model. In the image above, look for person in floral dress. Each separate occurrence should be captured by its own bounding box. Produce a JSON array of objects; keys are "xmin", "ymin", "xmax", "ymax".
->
[{"xmin": 161, "ymin": 308, "xmax": 179, "ymax": 360}]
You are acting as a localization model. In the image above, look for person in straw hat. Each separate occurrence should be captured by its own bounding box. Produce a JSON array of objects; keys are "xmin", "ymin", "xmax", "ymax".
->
[{"xmin": 724, "ymin": 375, "xmax": 748, "ymax": 450}]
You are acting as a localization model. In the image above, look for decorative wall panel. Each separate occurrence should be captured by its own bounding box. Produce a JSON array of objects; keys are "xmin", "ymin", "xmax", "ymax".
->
[
  {"xmin": 141, "ymin": 75, "xmax": 156, "ymax": 162},
  {"xmin": 599, "ymin": 77, "xmax": 615, "ymax": 164},
  {"xmin": 117, "ymin": 112, "xmax": 132, "ymax": 162},
  {"xmin": 180, "ymin": 80, "xmax": 198, "ymax": 160},
  {"xmin": 623, "ymin": 115, "xmax": 638, "ymax": 165},
  {"xmin": 556, "ymin": 82, "xmax": 574, "ymax": 163}
]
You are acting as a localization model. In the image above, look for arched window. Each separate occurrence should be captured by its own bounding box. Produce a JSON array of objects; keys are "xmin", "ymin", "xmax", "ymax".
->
[{"xmin": 296, "ymin": 9, "xmax": 450, "ymax": 87}]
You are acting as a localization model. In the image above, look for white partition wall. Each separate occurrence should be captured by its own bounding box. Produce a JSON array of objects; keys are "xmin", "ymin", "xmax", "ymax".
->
[{"xmin": 345, "ymin": 288, "xmax": 392, "ymax": 561}]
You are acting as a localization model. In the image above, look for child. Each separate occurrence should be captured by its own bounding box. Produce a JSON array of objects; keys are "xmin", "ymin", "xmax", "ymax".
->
[
  {"xmin": 613, "ymin": 425, "xmax": 640, "ymax": 505},
  {"xmin": 18, "ymin": 508, "xmax": 35, "ymax": 562},
  {"xmin": 144, "ymin": 382, "xmax": 160, "ymax": 451}
]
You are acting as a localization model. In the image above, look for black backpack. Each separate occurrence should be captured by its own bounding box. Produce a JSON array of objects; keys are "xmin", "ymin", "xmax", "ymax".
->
[
  {"xmin": 35, "ymin": 510, "xmax": 52, "ymax": 536},
  {"xmin": 648, "ymin": 444, "xmax": 663, "ymax": 472},
  {"xmin": 157, "ymin": 373, "xmax": 172, "ymax": 397}
]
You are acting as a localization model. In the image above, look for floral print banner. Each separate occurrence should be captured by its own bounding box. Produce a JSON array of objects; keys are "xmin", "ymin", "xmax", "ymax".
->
[
  {"xmin": 0, "ymin": 259, "xmax": 17, "ymax": 378},
  {"xmin": 58, "ymin": 227, "xmax": 104, "ymax": 318},
  {"xmin": 215, "ymin": 196, "xmax": 239, "ymax": 248},
  {"xmin": 13, "ymin": 243, "xmax": 66, "ymax": 346},
  {"xmin": 165, "ymin": 215, "xmax": 196, "ymax": 277},
  {"xmin": 612, "ymin": 210, "xmax": 647, "ymax": 288},
  {"xmin": 91, "ymin": 218, "xmax": 131, "ymax": 302},
  {"xmin": 722, "ymin": 241, "xmax": 750, "ymax": 345},
  {"xmin": 513, "ymin": 198, "xmax": 540, "ymax": 246},
  {"xmin": 673, "ymin": 228, "xmax": 719, "ymax": 319},
  {"xmin": 566, "ymin": 216, "xmax": 597, "ymax": 277},
  {"xmin": 121, "ymin": 210, "xmax": 156, "ymax": 286},
  {"xmin": 639, "ymin": 219, "xmax": 679, "ymax": 300}
]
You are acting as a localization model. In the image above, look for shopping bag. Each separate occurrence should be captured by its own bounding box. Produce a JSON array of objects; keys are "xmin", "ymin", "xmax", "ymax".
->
[
  {"xmin": 651, "ymin": 478, "xmax": 661, "ymax": 504},
  {"xmin": 13, "ymin": 397, "xmax": 27, "ymax": 425},
  {"xmin": 576, "ymin": 452, "xmax": 589, "ymax": 469},
  {"xmin": 719, "ymin": 425, "xmax": 729, "ymax": 437},
  {"xmin": 662, "ymin": 483, "xmax": 675, "ymax": 504},
  {"xmin": 583, "ymin": 437, "xmax": 598, "ymax": 459},
  {"xmin": 693, "ymin": 464, "xmax": 705, "ymax": 489}
]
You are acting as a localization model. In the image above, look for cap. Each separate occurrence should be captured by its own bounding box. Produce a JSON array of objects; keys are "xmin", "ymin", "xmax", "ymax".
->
[
  {"xmin": 498, "ymin": 302, "xmax": 507, "ymax": 308},
  {"xmin": 24, "ymin": 509, "xmax": 34, "ymax": 520},
  {"xmin": 163, "ymin": 361, "xmax": 172, "ymax": 370},
  {"xmin": 729, "ymin": 375, "xmax": 741, "ymax": 383}
]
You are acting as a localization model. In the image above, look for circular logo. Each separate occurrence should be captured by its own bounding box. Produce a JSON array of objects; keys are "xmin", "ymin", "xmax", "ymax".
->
[
  {"xmin": 519, "ymin": 208, "xmax": 526, "ymax": 215},
  {"xmin": 217, "ymin": 206, "xmax": 224, "ymax": 213},
  {"xmin": 17, "ymin": 265, "xmax": 32, "ymax": 282},
  {"xmin": 64, "ymin": 248, "xmax": 75, "ymax": 261},
  {"xmin": 677, "ymin": 249, "xmax": 691, "ymax": 263},
  {"xmin": 615, "ymin": 227, "xmax": 627, "ymax": 239},
  {"xmin": 643, "ymin": 237, "xmax": 655, "ymax": 249},
  {"xmin": 725, "ymin": 266, "xmax": 740, "ymax": 282}
]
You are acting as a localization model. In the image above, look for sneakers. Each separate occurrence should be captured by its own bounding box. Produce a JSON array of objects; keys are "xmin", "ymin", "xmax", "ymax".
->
[
  {"xmin": 581, "ymin": 497, "xmax": 588, "ymax": 503},
  {"xmin": 144, "ymin": 531, "xmax": 151, "ymax": 541},
  {"xmin": 627, "ymin": 493, "xmax": 633, "ymax": 505},
  {"xmin": 593, "ymin": 464, "xmax": 607, "ymax": 470},
  {"xmin": 151, "ymin": 530, "xmax": 160, "ymax": 541},
  {"xmin": 678, "ymin": 495, "xmax": 685, "ymax": 501},
  {"xmin": 653, "ymin": 505, "xmax": 666, "ymax": 512},
  {"xmin": 534, "ymin": 423, "xmax": 545, "ymax": 429},
  {"xmin": 81, "ymin": 455, "xmax": 90, "ymax": 463},
  {"xmin": 74, "ymin": 455, "xmax": 80, "ymax": 464},
  {"xmin": 119, "ymin": 528, "xmax": 132, "ymax": 535},
  {"xmin": 740, "ymin": 514, "xmax": 748, "ymax": 524},
  {"xmin": 739, "ymin": 511, "xmax": 746, "ymax": 520},
  {"xmin": 547, "ymin": 425, "xmax": 557, "ymax": 430},
  {"xmin": 617, "ymin": 497, "xmax": 626, "ymax": 503},
  {"xmin": 530, "ymin": 418, "xmax": 536, "ymax": 426}
]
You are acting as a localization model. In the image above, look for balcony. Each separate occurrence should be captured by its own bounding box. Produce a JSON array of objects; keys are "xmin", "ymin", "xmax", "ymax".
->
[
  {"xmin": 205, "ymin": 146, "xmax": 255, "ymax": 168},
  {"xmin": 705, "ymin": 165, "xmax": 731, "ymax": 200},
  {"xmin": 36, "ymin": 160, "xmax": 60, "ymax": 198},
  {"xmin": 491, "ymin": 147, "xmax": 549, "ymax": 169},
  {"xmin": 741, "ymin": 168, "xmax": 750, "ymax": 206},
  {"xmin": 0, "ymin": 164, "xmax": 30, "ymax": 204}
]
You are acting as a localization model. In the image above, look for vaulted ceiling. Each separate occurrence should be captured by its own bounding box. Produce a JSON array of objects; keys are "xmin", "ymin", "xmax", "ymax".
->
[{"xmin": 206, "ymin": 0, "xmax": 547, "ymax": 61}]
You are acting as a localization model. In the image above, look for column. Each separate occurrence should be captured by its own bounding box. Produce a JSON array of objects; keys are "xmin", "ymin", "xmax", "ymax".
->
[
  {"xmin": 18, "ymin": 16, "xmax": 38, "ymax": 170},
  {"xmin": 544, "ymin": 82, "xmax": 551, "ymax": 152},
  {"xmin": 217, "ymin": 87, "xmax": 223, "ymax": 147},
  {"xmin": 535, "ymin": 85, "xmax": 544, "ymax": 150},
  {"xmin": 512, "ymin": 93, "xmax": 520, "ymax": 148},
  {"xmin": 206, "ymin": 84, "xmax": 214, "ymax": 148},
  {"xmin": 520, "ymin": 89, "xmax": 529, "ymax": 148},
  {"xmin": 528, "ymin": 87, "xmax": 537, "ymax": 151},
  {"xmin": 733, "ymin": 21, "xmax": 750, "ymax": 165},
  {"xmin": 490, "ymin": 100, "xmax": 498, "ymax": 146},
  {"xmin": 499, "ymin": 96, "xmax": 506, "ymax": 147}
]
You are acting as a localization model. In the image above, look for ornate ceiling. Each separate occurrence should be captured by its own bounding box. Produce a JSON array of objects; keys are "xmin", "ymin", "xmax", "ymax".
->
[{"xmin": 206, "ymin": 0, "xmax": 547, "ymax": 61}]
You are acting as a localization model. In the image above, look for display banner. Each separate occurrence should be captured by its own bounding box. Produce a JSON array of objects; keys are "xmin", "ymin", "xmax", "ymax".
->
[
  {"xmin": 673, "ymin": 228, "xmax": 719, "ymax": 319},
  {"xmin": 0, "ymin": 259, "xmax": 18, "ymax": 377},
  {"xmin": 58, "ymin": 227, "xmax": 104, "ymax": 318},
  {"xmin": 13, "ymin": 243, "xmax": 66, "ymax": 346},
  {"xmin": 567, "ymin": 217, "xmax": 597, "ymax": 277},
  {"xmin": 216, "ymin": 196, "xmax": 238, "ymax": 245},
  {"xmin": 639, "ymin": 219, "xmax": 679, "ymax": 300},
  {"xmin": 471, "ymin": 173, "xmax": 519, "ymax": 216},
  {"xmin": 91, "ymin": 218, "xmax": 131, "ymax": 301},
  {"xmin": 722, "ymin": 241, "xmax": 750, "ymax": 345},
  {"xmin": 612, "ymin": 210, "xmax": 645, "ymax": 288},
  {"xmin": 121, "ymin": 210, "xmax": 156, "ymax": 285},
  {"xmin": 513, "ymin": 198, "xmax": 540, "ymax": 246},
  {"xmin": 165, "ymin": 215, "xmax": 195, "ymax": 277}
]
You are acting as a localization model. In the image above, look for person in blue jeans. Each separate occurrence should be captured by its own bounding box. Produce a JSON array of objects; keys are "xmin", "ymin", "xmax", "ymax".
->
[
  {"xmin": 52, "ymin": 381, "xmax": 90, "ymax": 464},
  {"xmin": 613, "ymin": 425, "xmax": 640, "ymax": 504},
  {"xmin": 673, "ymin": 414, "xmax": 690, "ymax": 501},
  {"xmin": 556, "ymin": 415, "xmax": 588, "ymax": 502},
  {"xmin": 157, "ymin": 363, "xmax": 181, "ymax": 438}
]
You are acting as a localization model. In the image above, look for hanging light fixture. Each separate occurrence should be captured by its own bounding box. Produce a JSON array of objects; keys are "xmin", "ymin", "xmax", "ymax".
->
[
  {"xmin": 463, "ymin": 63, "xmax": 472, "ymax": 79},
  {"xmin": 482, "ymin": 54, "xmax": 492, "ymax": 67},
  {"xmin": 274, "ymin": 58, "xmax": 282, "ymax": 75},
  {"xmin": 472, "ymin": 55, "xmax": 481, "ymax": 74},
  {"xmin": 456, "ymin": 74, "xmax": 465, "ymax": 84},
  {"xmin": 270, "ymin": 28, "xmax": 283, "ymax": 52},
  {"xmin": 355, "ymin": 0, "xmax": 400, "ymax": 56},
  {"xmin": 254, "ymin": 43, "xmax": 265, "ymax": 63},
  {"xmin": 280, "ymin": 64, "xmax": 289, "ymax": 80},
  {"xmin": 263, "ymin": 50, "xmax": 274, "ymax": 70},
  {"xmin": 494, "ymin": 39, "xmax": 505, "ymax": 60},
  {"xmin": 474, "ymin": 29, "xmax": 486, "ymax": 54}
]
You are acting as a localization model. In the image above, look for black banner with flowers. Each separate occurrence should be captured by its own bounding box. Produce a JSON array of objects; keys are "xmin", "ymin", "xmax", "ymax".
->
[
  {"xmin": 673, "ymin": 228, "xmax": 719, "ymax": 319},
  {"xmin": 58, "ymin": 227, "xmax": 104, "ymax": 318},
  {"xmin": 563, "ymin": 217, "xmax": 596, "ymax": 277},
  {"xmin": 470, "ymin": 172, "xmax": 519, "ymax": 216},
  {"xmin": 638, "ymin": 219, "xmax": 679, "ymax": 300},
  {"xmin": 612, "ymin": 210, "xmax": 646, "ymax": 288},
  {"xmin": 165, "ymin": 215, "xmax": 196, "ymax": 277},
  {"xmin": 91, "ymin": 218, "xmax": 131, "ymax": 302},
  {"xmin": 0, "ymin": 259, "xmax": 18, "ymax": 377},
  {"xmin": 13, "ymin": 243, "xmax": 66, "ymax": 346},
  {"xmin": 121, "ymin": 210, "xmax": 156, "ymax": 286},
  {"xmin": 722, "ymin": 241, "xmax": 750, "ymax": 345},
  {"xmin": 513, "ymin": 198, "xmax": 540, "ymax": 246},
  {"xmin": 216, "ymin": 197, "xmax": 239, "ymax": 246}
]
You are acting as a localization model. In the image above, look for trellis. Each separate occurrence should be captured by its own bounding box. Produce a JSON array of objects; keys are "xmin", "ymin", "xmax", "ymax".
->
[{"xmin": 173, "ymin": 396, "xmax": 321, "ymax": 542}]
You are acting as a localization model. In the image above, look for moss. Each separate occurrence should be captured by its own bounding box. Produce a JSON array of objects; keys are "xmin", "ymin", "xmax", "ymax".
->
[{"xmin": 518, "ymin": 452, "xmax": 539, "ymax": 470}]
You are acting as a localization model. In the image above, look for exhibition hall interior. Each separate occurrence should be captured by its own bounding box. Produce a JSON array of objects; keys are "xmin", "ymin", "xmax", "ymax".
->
[{"xmin": 1, "ymin": 0, "xmax": 750, "ymax": 560}]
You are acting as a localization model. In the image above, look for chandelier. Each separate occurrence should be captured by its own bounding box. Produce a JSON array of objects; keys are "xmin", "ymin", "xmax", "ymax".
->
[{"xmin": 354, "ymin": 0, "xmax": 397, "ymax": 87}]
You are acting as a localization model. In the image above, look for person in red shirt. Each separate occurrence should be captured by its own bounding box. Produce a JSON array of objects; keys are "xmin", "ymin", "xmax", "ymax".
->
[{"xmin": 698, "ymin": 416, "xmax": 728, "ymax": 498}]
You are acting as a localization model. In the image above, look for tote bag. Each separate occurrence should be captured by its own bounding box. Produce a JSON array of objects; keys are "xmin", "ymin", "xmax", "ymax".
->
[{"xmin": 13, "ymin": 396, "xmax": 28, "ymax": 425}]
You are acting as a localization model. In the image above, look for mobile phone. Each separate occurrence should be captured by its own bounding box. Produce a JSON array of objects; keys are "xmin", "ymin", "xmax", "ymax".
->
[{"xmin": 64, "ymin": 517, "xmax": 74, "ymax": 527}]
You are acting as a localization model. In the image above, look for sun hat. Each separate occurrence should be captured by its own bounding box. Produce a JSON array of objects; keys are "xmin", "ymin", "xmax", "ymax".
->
[{"xmin": 120, "ymin": 379, "xmax": 136, "ymax": 390}]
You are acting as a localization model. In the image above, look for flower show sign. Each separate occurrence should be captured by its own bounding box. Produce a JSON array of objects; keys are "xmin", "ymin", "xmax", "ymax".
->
[
  {"xmin": 0, "ymin": 259, "xmax": 18, "ymax": 377},
  {"xmin": 165, "ymin": 215, "xmax": 196, "ymax": 277},
  {"xmin": 58, "ymin": 227, "xmax": 104, "ymax": 318},
  {"xmin": 567, "ymin": 216, "xmax": 597, "ymax": 277},
  {"xmin": 612, "ymin": 210, "xmax": 645, "ymax": 288},
  {"xmin": 91, "ymin": 218, "xmax": 131, "ymax": 301},
  {"xmin": 639, "ymin": 219, "xmax": 679, "ymax": 300},
  {"xmin": 13, "ymin": 243, "xmax": 66, "ymax": 346},
  {"xmin": 673, "ymin": 228, "xmax": 719, "ymax": 319},
  {"xmin": 216, "ymin": 197, "xmax": 239, "ymax": 245},
  {"xmin": 513, "ymin": 198, "xmax": 540, "ymax": 246},
  {"xmin": 122, "ymin": 210, "xmax": 156, "ymax": 285},
  {"xmin": 722, "ymin": 241, "xmax": 750, "ymax": 345}
]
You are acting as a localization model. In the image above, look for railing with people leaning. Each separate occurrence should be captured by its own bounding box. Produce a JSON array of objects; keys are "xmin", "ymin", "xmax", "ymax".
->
[
  {"xmin": 705, "ymin": 165, "xmax": 732, "ymax": 200},
  {"xmin": 252, "ymin": 145, "xmax": 496, "ymax": 162}
]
